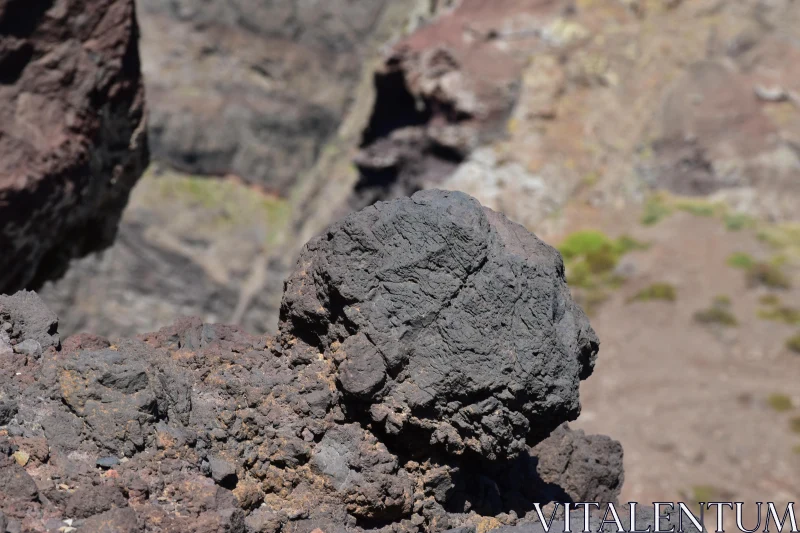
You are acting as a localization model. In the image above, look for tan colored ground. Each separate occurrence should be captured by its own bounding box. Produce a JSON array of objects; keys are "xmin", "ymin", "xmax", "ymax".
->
[{"xmin": 537, "ymin": 204, "xmax": 800, "ymax": 509}]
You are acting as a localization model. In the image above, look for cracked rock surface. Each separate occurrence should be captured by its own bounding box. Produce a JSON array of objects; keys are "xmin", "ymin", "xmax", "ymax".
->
[
  {"xmin": 0, "ymin": 191, "xmax": 620, "ymax": 532},
  {"xmin": 0, "ymin": 0, "xmax": 148, "ymax": 294}
]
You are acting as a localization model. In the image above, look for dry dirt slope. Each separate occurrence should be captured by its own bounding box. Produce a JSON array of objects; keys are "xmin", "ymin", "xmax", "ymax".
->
[{"xmin": 539, "ymin": 205, "xmax": 800, "ymax": 512}]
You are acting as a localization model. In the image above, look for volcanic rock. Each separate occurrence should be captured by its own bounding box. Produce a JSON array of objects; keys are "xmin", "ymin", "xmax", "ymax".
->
[
  {"xmin": 0, "ymin": 0, "xmax": 148, "ymax": 293},
  {"xmin": 351, "ymin": 1, "xmax": 529, "ymax": 209},
  {"xmin": 0, "ymin": 191, "xmax": 621, "ymax": 532}
]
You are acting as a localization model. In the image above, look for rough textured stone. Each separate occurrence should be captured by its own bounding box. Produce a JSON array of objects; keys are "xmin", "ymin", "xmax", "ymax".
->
[
  {"xmin": 0, "ymin": 291, "xmax": 58, "ymax": 350},
  {"xmin": 282, "ymin": 190, "xmax": 599, "ymax": 459},
  {"xmin": 530, "ymin": 423, "xmax": 624, "ymax": 504},
  {"xmin": 0, "ymin": 192, "xmax": 620, "ymax": 532},
  {"xmin": 0, "ymin": 0, "xmax": 148, "ymax": 293}
]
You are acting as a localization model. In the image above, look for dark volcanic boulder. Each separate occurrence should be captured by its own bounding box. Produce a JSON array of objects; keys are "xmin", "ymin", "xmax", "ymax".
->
[
  {"xmin": 282, "ymin": 190, "xmax": 599, "ymax": 460},
  {"xmin": 0, "ymin": 192, "xmax": 619, "ymax": 533},
  {"xmin": 0, "ymin": 0, "xmax": 148, "ymax": 293}
]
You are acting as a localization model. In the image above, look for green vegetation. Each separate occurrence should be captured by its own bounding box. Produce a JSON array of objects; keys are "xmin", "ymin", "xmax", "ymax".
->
[
  {"xmin": 790, "ymin": 417, "xmax": 800, "ymax": 434},
  {"xmin": 574, "ymin": 290, "xmax": 611, "ymax": 318},
  {"xmin": 724, "ymin": 212, "xmax": 756, "ymax": 231},
  {"xmin": 680, "ymin": 485, "xmax": 734, "ymax": 512},
  {"xmin": 154, "ymin": 172, "xmax": 291, "ymax": 247},
  {"xmin": 787, "ymin": 333, "xmax": 800, "ymax": 355},
  {"xmin": 688, "ymin": 485, "xmax": 719, "ymax": 503},
  {"xmin": 627, "ymin": 282, "xmax": 677, "ymax": 303},
  {"xmin": 726, "ymin": 252, "xmax": 756, "ymax": 270},
  {"xmin": 713, "ymin": 295, "xmax": 731, "ymax": 306},
  {"xmin": 727, "ymin": 253, "xmax": 791, "ymax": 290},
  {"xmin": 758, "ymin": 223, "xmax": 800, "ymax": 250},
  {"xmin": 745, "ymin": 262, "xmax": 791, "ymax": 290},
  {"xmin": 757, "ymin": 294, "xmax": 800, "ymax": 325},
  {"xmin": 641, "ymin": 194, "xmax": 672, "ymax": 225},
  {"xmin": 558, "ymin": 230, "xmax": 647, "ymax": 288},
  {"xmin": 557, "ymin": 230, "xmax": 648, "ymax": 316},
  {"xmin": 792, "ymin": 444, "xmax": 800, "ymax": 455},
  {"xmin": 640, "ymin": 192, "xmax": 734, "ymax": 226},
  {"xmin": 694, "ymin": 297, "xmax": 737, "ymax": 327},
  {"xmin": 759, "ymin": 294, "xmax": 781, "ymax": 306},
  {"xmin": 558, "ymin": 230, "xmax": 644, "ymax": 261},
  {"xmin": 758, "ymin": 224, "xmax": 800, "ymax": 271},
  {"xmin": 767, "ymin": 393, "xmax": 793, "ymax": 412},
  {"xmin": 758, "ymin": 306, "xmax": 800, "ymax": 325},
  {"xmin": 674, "ymin": 198, "xmax": 722, "ymax": 218}
]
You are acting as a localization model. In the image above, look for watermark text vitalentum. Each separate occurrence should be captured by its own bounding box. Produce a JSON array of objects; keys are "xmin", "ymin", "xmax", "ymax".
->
[{"xmin": 530, "ymin": 502, "xmax": 798, "ymax": 533}]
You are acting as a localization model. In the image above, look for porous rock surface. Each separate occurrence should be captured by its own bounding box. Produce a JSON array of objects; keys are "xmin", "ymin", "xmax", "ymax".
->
[
  {"xmin": 0, "ymin": 0, "xmax": 148, "ymax": 293},
  {"xmin": 0, "ymin": 191, "xmax": 621, "ymax": 533}
]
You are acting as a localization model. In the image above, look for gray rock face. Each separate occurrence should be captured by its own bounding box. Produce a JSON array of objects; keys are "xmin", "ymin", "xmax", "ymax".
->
[
  {"xmin": 1, "ymin": 192, "xmax": 619, "ymax": 532},
  {"xmin": 281, "ymin": 190, "xmax": 599, "ymax": 460},
  {"xmin": 136, "ymin": 0, "xmax": 414, "ymax": 193},
  {"xmin": 0, "ymin": 291, "xmax": 59, "ymax": 364}
]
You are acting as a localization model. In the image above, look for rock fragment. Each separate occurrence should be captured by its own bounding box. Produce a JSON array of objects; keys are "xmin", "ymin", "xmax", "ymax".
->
[{"xmin": 0, "ymin": 0, "xmax": 148, "ymax": 293}]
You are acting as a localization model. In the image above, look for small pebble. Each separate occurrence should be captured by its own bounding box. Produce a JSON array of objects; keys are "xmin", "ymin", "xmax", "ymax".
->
[{"xmin": 13, "ymin": 339, "xmax": 42, "ymax": 359}]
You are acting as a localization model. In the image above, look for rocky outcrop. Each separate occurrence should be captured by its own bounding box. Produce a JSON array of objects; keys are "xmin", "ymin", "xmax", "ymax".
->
[
  {"xmin": 0, "ymin": 0, "xmax": 148, "ymax": 294},
  {"xmin": 355, "ymin": 0, "xmax": 800, "ymax": 226},
  {"xmin": 0, "ymin": 191, "xmax": 622, "ymax": 532},
  {"xmin": 136, "ymin": 0, "xmax": 423, "ymax": 194},
  {"xmin": 351, "ymin": 0, "xmax": 532, "ymax": 209}
]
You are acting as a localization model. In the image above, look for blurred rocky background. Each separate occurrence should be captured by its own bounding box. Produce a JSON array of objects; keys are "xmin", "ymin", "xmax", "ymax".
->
[{"xmin": 5, "ymin": 0, "xmax": 799, "ymax": 521}]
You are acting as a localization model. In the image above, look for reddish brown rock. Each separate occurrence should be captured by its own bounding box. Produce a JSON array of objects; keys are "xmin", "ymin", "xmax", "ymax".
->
[
  {"xmin": 0, "ymin": 0, "xmax": 148, "ymax": 293},
  {"xmin": 352, "ymin": 0, "xmax": 547, "ymax": 208}
]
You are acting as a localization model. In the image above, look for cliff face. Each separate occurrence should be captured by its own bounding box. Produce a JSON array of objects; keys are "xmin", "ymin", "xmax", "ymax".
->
[
  {"xmin": 0, "ymin": 191, "xmax": 622, "ymax": 533},
  {"xmin": 136, "ymin": 0, "xmax": 422, "ymax": 194},
  {"xmin": 35, "ymin": 0, "xmax": 431, "ymax": 339},
  {"xmin": 0, "ymin": 0, "xmax": 148, "ymax": 294}
]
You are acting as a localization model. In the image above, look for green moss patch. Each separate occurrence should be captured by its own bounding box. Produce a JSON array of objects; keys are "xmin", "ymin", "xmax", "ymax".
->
[
  {"xmin": 640, "ymin": 192, "xmax": 731, "ymax": 226},
  {"xmin": 557, "ymin": 230, "xmax": 648, "ymax": 316},
  {"xmin": 641, "ymin": 194, "xmax": 672, "ymax": 226},
  {"xmin": 726, "ymin": 252, "xmax": 756, "ymax": 270},
  {"xmin": 724, "ymin": 213, "xmax": 756, "ymax": 231},
  {"xmin": 758, "ymin": 223, "xmax": 800, "ymax": 250},
  {"xmin": 627, "ymin": 282, "xmax": 677, "ymax": 303},
  {"xmin": 694, "ymin": 297, "xmax": 737, "ymax": 327},
  {"xmin": 746, "ymin": 262, "xmax": 791, "ymax": 290},
  {"xmin": 674, "ymin": 198, "xmax": 723, "ymax": 218},
  {"xmin": 787, "ymin": 333, "xmax": 800, "ymax": 355},
  {"xmin": 153, "ymin": 172, "xmax": 291, "ymax": 247},
  {"xmin": 768, "ymin": 393, "xmax": 793, "ymax": 412},
  {"xmin": 558, "ymin": 230, "xmax": 647, "ymax": 287},
  {"xmin": 759, "ymin": 294, "xmax": 781, "ymax": 306},
  {"xmin": 757, "ymin": 293, "xmax": 800, "ymax": 325},
  {"xmin": 680, "ymin": 485, "xmax": 735, "ymax": 512},
  {"xmin": 758, "ymin": 306, "xmax": 800, "ymax": 325},
  {"xmin": 558, "ymin": 231, "xmax": 645, "ymax": 289}
]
